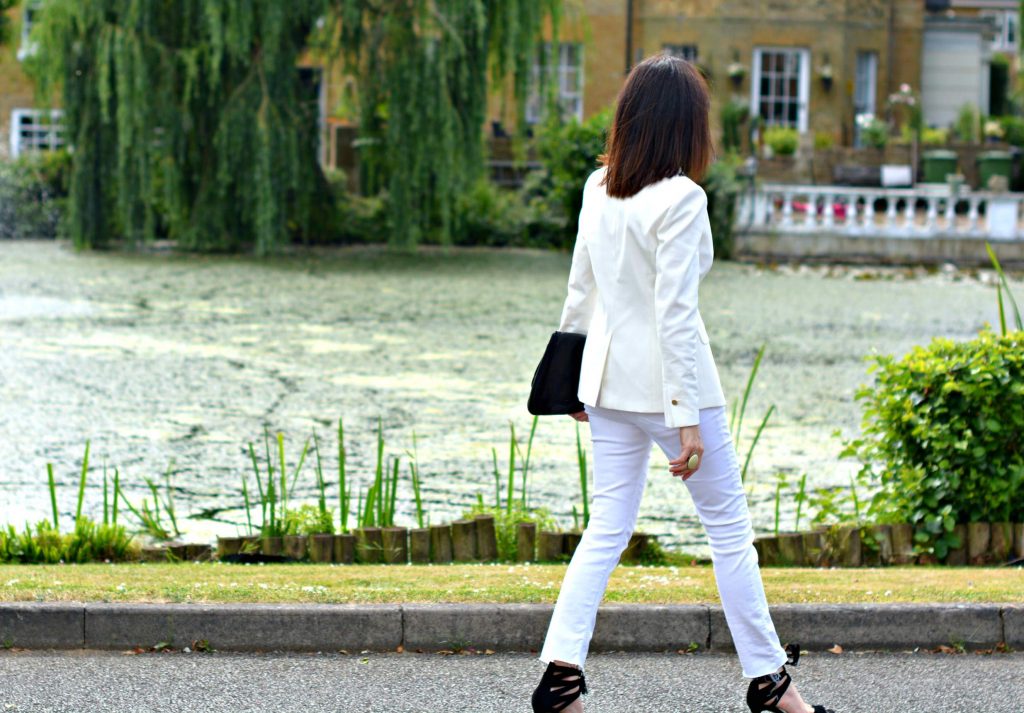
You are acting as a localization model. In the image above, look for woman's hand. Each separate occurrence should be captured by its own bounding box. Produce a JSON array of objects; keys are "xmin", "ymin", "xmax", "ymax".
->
[
  {"xmin": 569, "ymin": 410, "xmax": 589, "ymax": 422},
  {"xmin": 669, "ymin": 425, "xmax": 703, "ymax": 480}
]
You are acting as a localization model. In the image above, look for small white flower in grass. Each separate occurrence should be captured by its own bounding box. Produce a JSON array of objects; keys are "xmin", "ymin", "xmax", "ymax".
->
[{"xmin": 116, "ymin": 583, "xmax": 126, "ymax": 592}]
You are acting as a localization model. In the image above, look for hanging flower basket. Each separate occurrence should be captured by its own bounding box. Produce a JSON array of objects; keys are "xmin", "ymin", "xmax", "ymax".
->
[
  {"xmin": 817, "ymin": 64, "xmax": 833, "ymax": 91},
  {"xmin": 727, "ymin": 62, "xmax": 746, "ymax": 86}
]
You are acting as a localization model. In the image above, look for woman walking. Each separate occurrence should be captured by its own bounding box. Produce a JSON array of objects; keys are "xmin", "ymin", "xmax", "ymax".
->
[{"xmin": 530, "ymin": 55, "xmax": 835, "ymax": 713}]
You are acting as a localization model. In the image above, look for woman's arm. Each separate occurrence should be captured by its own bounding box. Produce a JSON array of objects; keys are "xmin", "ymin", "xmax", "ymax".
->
[
  {"xmin": 557, "ymin": 203, "xmax": 597, "ymax": 335},
  {"xmin": 654, "ymin": 183, "xmax": 707, "ymax": 428}
]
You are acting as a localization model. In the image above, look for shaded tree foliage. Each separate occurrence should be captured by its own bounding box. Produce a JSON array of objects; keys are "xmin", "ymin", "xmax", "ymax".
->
[
  {"xmin": 28, "ymin": 0, "xmax": 561, "ymax": 252},
  {"xmin": 321, "ymin": 0, "xmax": 562, "ymax": 247},
  {"xmin": 0, "ymin": 0, "xmax": 16, "ymax": 46},
  {"xmin": 29, "ymin": 1, "xmax": 327, "ymax": 253}
]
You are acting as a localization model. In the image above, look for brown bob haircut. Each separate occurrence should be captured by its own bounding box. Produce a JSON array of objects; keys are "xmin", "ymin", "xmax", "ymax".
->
[{"xmin": 599, "ymin": 54, "xmax": 713, "ymax": 198}]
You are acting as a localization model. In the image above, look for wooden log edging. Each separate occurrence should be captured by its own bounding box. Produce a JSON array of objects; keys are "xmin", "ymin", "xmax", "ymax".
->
[{"xmin": 755, "ymin": 521, "xmax": 1024, "ymax": 567}]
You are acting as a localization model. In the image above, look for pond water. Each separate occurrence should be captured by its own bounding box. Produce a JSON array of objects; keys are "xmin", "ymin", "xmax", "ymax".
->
[{"xmin": 0, "ymin": 240, "xmax": 1016, "ymax": 554}]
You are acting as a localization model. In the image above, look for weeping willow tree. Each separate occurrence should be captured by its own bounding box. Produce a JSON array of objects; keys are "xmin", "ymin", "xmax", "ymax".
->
[
  {"xmin": 0, "ymin": 1, "xmax": 16, "ymax": 46},
  {"xmin": 322, "ymin": 0, "xmax": 562, "ymax": 247},
  {"xmin": 29, "ymin": 1, "xmax": 328, "ymax": 253}
]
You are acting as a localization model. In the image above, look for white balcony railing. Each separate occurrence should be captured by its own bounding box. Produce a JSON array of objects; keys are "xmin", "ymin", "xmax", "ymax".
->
[{"xmin": 736, "ymin": 183, "xmax": 1024, "ymax": 242}]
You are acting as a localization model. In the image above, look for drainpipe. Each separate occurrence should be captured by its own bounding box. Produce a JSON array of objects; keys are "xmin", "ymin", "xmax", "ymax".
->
[
  {"xmin": 625, "ymin": 0, "xmax": 634, "ymax": 75},
  {"xmin": 887, "ymin": 0, "xmax": 896, "ymax": 104}
]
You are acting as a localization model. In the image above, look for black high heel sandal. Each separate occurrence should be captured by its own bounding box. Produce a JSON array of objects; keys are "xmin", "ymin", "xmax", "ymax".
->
[
  {"xmin": 531, "ymin": 660, "xmax": 588, "ymax": 712},
  {"xmin": 746, "ymin": 644, "xmax": 835, "ymax": 713}
]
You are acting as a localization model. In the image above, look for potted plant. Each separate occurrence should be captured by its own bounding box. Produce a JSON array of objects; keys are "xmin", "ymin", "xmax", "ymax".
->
[
  {"xmin": 727, "ymin": 60, "xmax": 746, "ymax": 86},
  {"xmin": 727, "ymin": 49, "xmax": 746, "ymax": 87},
  {"xmin": 817, "ymin": 62, "xmax": 833, "ymax": 91}
]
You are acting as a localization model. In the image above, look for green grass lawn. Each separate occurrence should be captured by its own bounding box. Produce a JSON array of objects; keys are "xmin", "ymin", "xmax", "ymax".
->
[{"xmin": 1, "ymin": 562, "xmax": 1020, "ymax": 605}]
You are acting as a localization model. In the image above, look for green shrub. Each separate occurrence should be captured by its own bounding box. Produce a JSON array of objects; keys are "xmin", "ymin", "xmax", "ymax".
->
[
  {"xmin": 521, "ymin": 106, "xmax": 612, "ymax": 249},
  {"xmin": 0, "ymin": 517, "xmax": 135, "ymax": 564},
  {"xmin": 454, "ymin": 178, "xmax": 530, "ymax": 247},
  {"xmin": 841, "ymin": 329, "xmax": 1024, "ymax": 559},
  {"xmin": 999, "ymin": 116, "xmax": 1024, "ymax": 147},
  {"xmin": 282, "ymin": 504, "xmax": 335, "ymax": 536},
  {"xmin": 954, "ymin": 103, "xmax": 980, "ymax": 143},
  {"xmin": 813, "ymin": 131, "xmax": 835, "ymax": 151},
  {"xmin": 921, "ymin": 127, "xmax": 949, "ymax": 146},
  {"xmin": 0, "ymin": 150, "xmax": 71, "ymax": 240},
  {"xmin": 701, "ymin": 155, "xmax": 743, "ymax": 260},
  {"xmin": 763, "ymin": 126, "xmax": 799, "ymax": 156},
  {"xmin": 720, "ymin": 100, "xmax": 750, "ymax": 153},
  {"xmin": 461, "ymin": 501, "xmax": 557, "ymax": 562},
  {"xmin": 859, "ymin": 117, "xmax": 889, "ymax": 149}
]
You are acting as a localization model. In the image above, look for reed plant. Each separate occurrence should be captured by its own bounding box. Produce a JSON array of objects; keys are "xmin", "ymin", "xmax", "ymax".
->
[
  {"xmin": 0, "ymin": 453, "xmax": 134, "ymax": 564},
  {"xmin": 338, "ymin": 418, "xmax": 351, "ymax": 533},
  {"xmin": 245, "ymin": 428, "xmax": 310, "ymax": 537},
  {"xmin": 575, "ymin": 422, "xmax": 590, "ymax": 529},
  {"xmin": 518, "ymin": 416, "xmax": 539, "ymax": 509},
  {"xmin": 987, "ymin": 243, "xmax": 1022, "ymax": 335},
  {"xmin": 465, "ymin": 418, "xmax": 557, "ymax": 559},
  {"xmin": 731, "ymin": 343, "xmax": 776, "ymax": 483},
  {"xmin": 406, "ymin": 431, "xmax": 426, "ymax": 529},
  {"xmin": 310, "ymin": 429, "xmax": 335, "ymax": 535},
  {"xmin": 355, "ymin": 418, "xmax": 400, "ymax": 528},
  {"xmin": 119, "ymin": 460, "xmax": 181, "ymax": 541}
]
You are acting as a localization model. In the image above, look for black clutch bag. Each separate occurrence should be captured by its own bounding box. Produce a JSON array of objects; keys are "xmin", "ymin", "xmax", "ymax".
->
[{"xmin": 527, "ymin": 331, "xmax": 586, "ymax": 415}]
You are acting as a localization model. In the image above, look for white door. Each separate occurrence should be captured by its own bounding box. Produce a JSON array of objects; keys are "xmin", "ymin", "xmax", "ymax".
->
[
  {"xmin": 751, "ymin": 47, "xmax": 810, "ymax": 132},
  {"xmin": 921, "ymin": 27, "xmax": 986, "ymax": 128},
  {"xmin": 854, "ymin": 51, "xmax": 878, "ymax": 147}
]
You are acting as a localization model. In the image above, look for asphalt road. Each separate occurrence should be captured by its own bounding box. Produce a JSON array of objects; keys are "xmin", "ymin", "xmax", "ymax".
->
[{"xmin": 1, "ymin": 648, "xmax": 1022, "ymax": 712}]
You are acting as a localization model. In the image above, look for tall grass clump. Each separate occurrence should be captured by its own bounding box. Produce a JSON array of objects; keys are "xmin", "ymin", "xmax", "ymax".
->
[
  {"xmin": 0, "ymin": 444, "xmax": 135, "ymax": 564},
  {"xmin": 464, "ymin": 417, "xmax": 556, "ymax": 561},
  {"xmin": 731, "ymin": 343, "xmax": 776, "ymax": 483}
]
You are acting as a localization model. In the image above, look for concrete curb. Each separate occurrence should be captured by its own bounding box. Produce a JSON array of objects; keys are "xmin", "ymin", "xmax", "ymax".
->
[{"xmin": 1, "ymin": 602, "xmax": 1020, "ymax": 653}]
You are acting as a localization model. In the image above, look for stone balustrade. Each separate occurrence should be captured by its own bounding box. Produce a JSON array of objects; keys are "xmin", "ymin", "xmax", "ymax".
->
[{"xmin": 736, "ymin": 182, "xmax": 1024, "ymax": 242}]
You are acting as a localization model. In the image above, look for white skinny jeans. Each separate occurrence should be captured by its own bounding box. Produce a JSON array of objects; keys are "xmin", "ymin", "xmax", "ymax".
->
[{"xmin": 538, "ymin": 403, "xmax": 789, "ymax": 678}]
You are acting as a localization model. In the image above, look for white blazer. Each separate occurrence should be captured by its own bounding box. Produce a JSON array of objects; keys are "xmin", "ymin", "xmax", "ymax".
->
[{"xmin": 557, "ymin": 165, "xmax": 726, "ymax": 428}]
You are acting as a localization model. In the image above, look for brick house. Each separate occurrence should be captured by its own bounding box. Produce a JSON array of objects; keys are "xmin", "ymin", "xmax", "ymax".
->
[
  {"xmin": 485, "ymin": 0, "xmax": 1013, "ymax": 148},
  {"xmin": 1, "ymin": 1, "xmax": 1019, "ymax": 163}
]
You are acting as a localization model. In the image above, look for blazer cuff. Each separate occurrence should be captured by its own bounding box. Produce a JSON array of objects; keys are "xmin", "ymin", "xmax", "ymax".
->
[{"xmin": 664, "ymin": 399, "xmax": 699, "ymax": 428}]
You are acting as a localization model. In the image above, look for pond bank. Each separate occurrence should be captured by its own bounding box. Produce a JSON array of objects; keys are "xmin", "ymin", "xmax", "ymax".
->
[{"xmin": 0, "ymin": 241, "xmax": 1017, "ymax": 553}]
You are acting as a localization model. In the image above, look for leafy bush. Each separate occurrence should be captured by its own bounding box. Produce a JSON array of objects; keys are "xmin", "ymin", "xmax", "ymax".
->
[
  {"xmin": 999, "ymin": 116, "xmax": 1024, "ymax": 147},
  {"xmin": 281, "ymin": 504, "xmax": 335, "ymax": 536},
  {"xmin": 0, "ymin": 517, "xmax": 135, "ymax": 564},
  {"xmin": 325, "ymin": 169, "xmax": 390, "ymax": 244},
  {"xmin": 0, "ymin": 150, "xmax": 71, "ymax": 240},
  {"xmin": 454, "ymin": 178, "xmax": 531, "ymax": 247},
  {"xmin": 813, "ymin": 131, "xmax": 835, "ymax": 151},
  {"xmin": 701, "ymin": 154, "xmax": 743, "ymax": 260},
  {"xmin": 841, "ymin": 329, "xmax": 1024, "ymax": 559},
  {"xmin": 922, "ymin": 127, "xmax": 949, "ymax": 146},
  {"xmin": 519, "ymin": 107, "xmax": 612, "ymax": 249},
  {"xmin": 763, "ymin": 126, "xmax": 798, "ymax": 156},
  {"xmin": 858, "ymin": 116, "xmax": 889, "ymax": 149},
  {"xmin": 954, "ymin": 103, "xmax": 980, "ymax": 143},
  {"xmin": 720, "ymin": 100, "xmax": 750, "ymax": 153},
  {"xmin": 462, "ymin": 501, "xmax": 557, "ymax": 562}
]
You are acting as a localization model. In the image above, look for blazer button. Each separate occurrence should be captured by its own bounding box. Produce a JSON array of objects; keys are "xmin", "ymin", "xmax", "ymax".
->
[{"xmin": 671, "ymin": 399, "xmax": 679, "ymax": 405}]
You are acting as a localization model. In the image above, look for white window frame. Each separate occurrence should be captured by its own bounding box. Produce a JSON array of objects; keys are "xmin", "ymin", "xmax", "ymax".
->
[
  {"xmin": 16, "ymin": 1, "xmax": 42, "ymax": 62},
  {"xmin": 750, "ymin": 47, "xmax": 810, "ymax": 133},
  {"xmin": 10, "ymin": 108, "xmax": 65, "ymax": 158},
  {"xmin": 981, "ymin": 9, "xmax": 1018, "ymax": 52},
  {"xmin": 526, "ymin": 42, "xmax": 584, "ymax": 124},
  {"xmin": 854, "ymin": 50, "xmax": 879, "ymax": 148},
  {"xmin": 662, "ymin": 44, "xmax": 699, "ymax": 62}
]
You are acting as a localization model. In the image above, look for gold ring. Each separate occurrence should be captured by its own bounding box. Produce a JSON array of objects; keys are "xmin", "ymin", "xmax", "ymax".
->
[{"xmin": 687, "ymin": 453, "xmax": 700, "ymax": 470}]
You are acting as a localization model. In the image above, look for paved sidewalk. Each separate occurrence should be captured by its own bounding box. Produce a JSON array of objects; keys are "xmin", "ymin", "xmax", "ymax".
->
[
  {"xmin": 1, "ymin": 602, "xmax": 1021, "ymax": 653},
  {"xmin": 2, "ymin": 649, "xmax": 1022, "ymax": 712}
]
